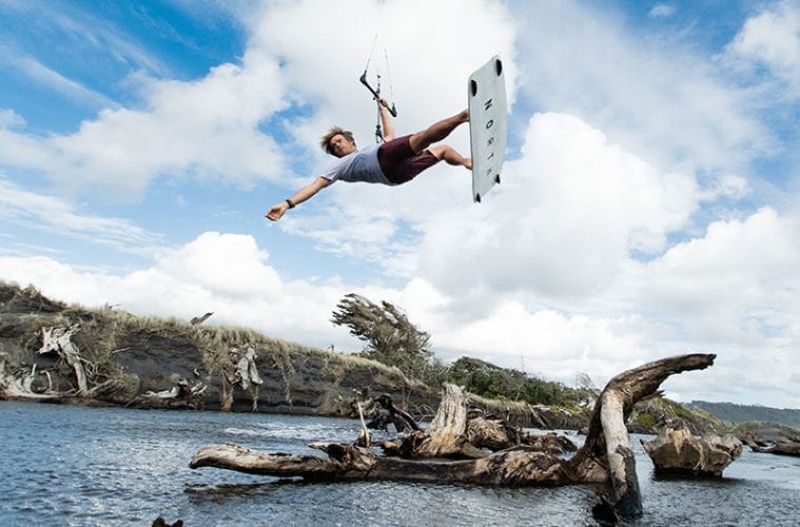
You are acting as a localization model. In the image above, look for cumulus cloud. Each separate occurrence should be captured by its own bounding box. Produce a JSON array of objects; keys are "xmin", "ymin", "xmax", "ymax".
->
[
  {"xmin": 631, "ymin": 206, "xmax": 800, "ymax": 405},
  {"xmin": 247, "ymin": 0, "xmax": 517, "ymax": 129},
  {"xmin": 416, "ymin": 112, "xmax": 699, "ymax": 307},
  {"xmin": 0, "ymin": 231, "xmax": 354, "ymax": 349},
  {"xmin": 641, "ymin": 207, "xmax": 800, "ymax": 342},
  {"xmin": 2, "ymin": 199, "xmax": 799, "ymax": 406},
  {"xmin": 46, "ymin": 59, "xmax": 289, "ymax": 198},
  {"xmin": 0, "ymin": 0, "xmax": 515, "ymax": 207}
]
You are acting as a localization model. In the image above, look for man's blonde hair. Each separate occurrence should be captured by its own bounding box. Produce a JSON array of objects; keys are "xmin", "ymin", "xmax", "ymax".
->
[{"xmin": 320, "ymin": 126, "xmax": 355, "ymax": 154}]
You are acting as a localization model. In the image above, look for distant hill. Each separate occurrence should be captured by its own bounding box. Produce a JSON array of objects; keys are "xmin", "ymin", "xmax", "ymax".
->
[{"xmin": 688, "ymin": 401, "xmax": 800, "ymax": 429}]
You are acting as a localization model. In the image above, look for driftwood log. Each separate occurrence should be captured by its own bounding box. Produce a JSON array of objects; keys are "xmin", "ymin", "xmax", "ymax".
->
[
  {"xmin": 135, "ymin": 377, "xmax": 207, "ymax": 410},
  {"xmin": 190, "ymin": 353, "xmax": 716, "ymax": 520},
  {"xmin": 743, "ymin": 435, "xmax": 800, "ymax": 457},
  {"xmin": 748, "ymin": 441, "xmax": 800, "ymax": 457}
]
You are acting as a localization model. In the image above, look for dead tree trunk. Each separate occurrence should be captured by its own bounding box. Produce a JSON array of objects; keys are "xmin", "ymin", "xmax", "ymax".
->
[
  {"xmin": 190, "ymin": 353, "xmax": 716, "ymax": 520},
  {"xmin": 569, "ymin": 353, "xmax": 716, "ymax": 520}
]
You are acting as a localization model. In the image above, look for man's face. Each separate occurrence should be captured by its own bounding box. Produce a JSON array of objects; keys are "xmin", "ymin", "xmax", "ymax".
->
[{"xmin": 329, "ymin": 134, "xmax": 356, "ymax": 157}]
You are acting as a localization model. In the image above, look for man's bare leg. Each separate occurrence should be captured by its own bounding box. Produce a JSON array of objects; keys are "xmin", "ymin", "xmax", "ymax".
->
[
  {"xmin": 430, "ymin": 145, "xmax": 472, "ymax": 170},
  {"xmin": 408, "ymin": 109, "xmax": 469, "ymax": 154}
]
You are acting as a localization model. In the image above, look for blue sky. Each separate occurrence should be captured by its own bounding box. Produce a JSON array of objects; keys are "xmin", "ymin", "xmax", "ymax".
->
[{"xmin": 1, "ymin": 0, "xmax": 799, "ymax": 408}]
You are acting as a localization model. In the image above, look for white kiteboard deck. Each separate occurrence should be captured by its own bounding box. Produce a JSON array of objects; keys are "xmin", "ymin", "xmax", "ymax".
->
[{"xmin": 468, "ymin": 55, "xmax": 508, "ymax": 202}]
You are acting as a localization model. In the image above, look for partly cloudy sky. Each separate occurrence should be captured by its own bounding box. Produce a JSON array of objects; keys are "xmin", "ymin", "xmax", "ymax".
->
[{"xmin": 1, "ymin": 0, "xmax": 799, "ymax": 408}]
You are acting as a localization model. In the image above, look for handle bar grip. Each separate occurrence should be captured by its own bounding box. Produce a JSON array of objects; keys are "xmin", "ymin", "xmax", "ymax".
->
[{"xmin": 359, "ymin": 73, "xmax": 397, "ymax": 117}]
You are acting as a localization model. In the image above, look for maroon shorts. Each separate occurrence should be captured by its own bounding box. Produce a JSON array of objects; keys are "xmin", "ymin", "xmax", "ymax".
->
[{"xmin": 377, "ymin": 135, "xmax": 440, "ymax": 185}]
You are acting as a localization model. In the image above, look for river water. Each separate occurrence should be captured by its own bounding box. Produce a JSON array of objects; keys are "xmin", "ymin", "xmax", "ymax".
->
[{"xmin": 1, "ymin": 401, "xmax": 798, "ymax": 526}]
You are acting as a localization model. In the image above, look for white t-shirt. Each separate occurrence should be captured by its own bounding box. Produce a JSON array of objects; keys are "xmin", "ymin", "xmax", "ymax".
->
[{"xmin": 319, "ymin": 144, "xmax": 392, "ymax": 185}]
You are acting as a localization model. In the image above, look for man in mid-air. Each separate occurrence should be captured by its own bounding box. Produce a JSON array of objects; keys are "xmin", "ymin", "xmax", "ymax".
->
[{"xmin": 265, "ymin": 99, "xmax": 471, "ymax": 221}]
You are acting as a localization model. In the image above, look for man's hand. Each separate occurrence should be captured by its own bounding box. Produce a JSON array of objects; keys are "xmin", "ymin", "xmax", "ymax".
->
[
  {"xmin": 265, "ymin": 202, "xmax": 288, "ymax": 221},
  {"xmin": 265, "ymin": 177, "xmax": 329, "ymax": 222}
]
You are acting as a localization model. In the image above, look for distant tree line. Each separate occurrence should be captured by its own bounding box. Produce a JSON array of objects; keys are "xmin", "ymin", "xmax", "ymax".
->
[{"xmin": 331, "ymin": 293, "xmax": 595, "ymax": 409}]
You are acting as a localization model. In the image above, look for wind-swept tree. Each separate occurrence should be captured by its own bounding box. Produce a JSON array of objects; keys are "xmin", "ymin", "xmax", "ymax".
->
[{"xmin": 331, "ymin": 293, "xmax": 434, "ymax": 380}]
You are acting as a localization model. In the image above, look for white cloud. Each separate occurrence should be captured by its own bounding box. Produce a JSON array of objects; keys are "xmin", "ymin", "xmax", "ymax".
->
[
  {"xmin": 0, "ymin": 232, "xmax": 352, "ymax": 349},
  {"xmin": 433, "ymin": 302, "xmax": 650, "ymax": 377},
  {"xmin": 0, "ymin": 47, "xmax": 117, "ymax": 110},
  {"xmin": 416, "ymin": 112, "xmax": 699, "ymax": 306},
  {"xmin": 0, "ymin": 114, "xmax": 60, "ymax": 169},
  {"xmin": 0, "ymin": 175, "xmax": 163, "ymax": 254},
  {"xmin": 649, "ymin": 4, "xmax": 675, "ymax": 18},
  {"xmin": 641, "ymin": 207, "xmax": 800, "ymax": 343},
  {"xmin": 0, "ymin": 6, "xmax": 291, "ymax": 200},
  {"xmin": 0, "ymin": 0, "xmax": 515, "ymax": 204},
  {"xmin": 513, "ymin": 0, "xmax": 772, "ymax": 172},
  {"xmin": 726, "ymin": 0, "xmax": 800, "ymax": 94},
  {"xmin": 155, "ymin": 231, "xmax": 281, "ymax": 297},
  {"xmin": 247, "ymin": 0, "xmax": 517, "ymax": 130},
  {"xmin": 46, "ymin": 58, "xmax": 289, "ymax": 197},
  {"xmin": 627, "ymin": 205, "xmax": 800, "ymax": 406}
]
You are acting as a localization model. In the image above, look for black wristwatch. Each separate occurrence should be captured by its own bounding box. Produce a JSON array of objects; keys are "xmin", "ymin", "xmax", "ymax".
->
[{"xmin": 285, "ymin": 198, "xmax": 296, "ymax": 209}]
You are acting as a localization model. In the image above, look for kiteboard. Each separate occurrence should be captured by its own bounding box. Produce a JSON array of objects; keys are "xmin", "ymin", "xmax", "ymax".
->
[{"xmin": 468, "ymin": 55, "xmax": 508, "ymax": 202}]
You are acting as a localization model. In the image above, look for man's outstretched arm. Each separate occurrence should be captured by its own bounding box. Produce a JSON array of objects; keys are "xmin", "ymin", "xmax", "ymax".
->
[
  {"xmin": 379, "ymin": 99, "xmax": 395, "ymax": 142},
  {"xmin": 265, "ymin": 176, "xmax": 331, "ymax": 221}
]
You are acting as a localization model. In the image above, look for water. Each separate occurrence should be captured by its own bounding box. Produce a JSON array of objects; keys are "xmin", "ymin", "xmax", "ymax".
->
[{"xmin": 1, "ymin": 401, "xmax": 799, "ymax": 526}]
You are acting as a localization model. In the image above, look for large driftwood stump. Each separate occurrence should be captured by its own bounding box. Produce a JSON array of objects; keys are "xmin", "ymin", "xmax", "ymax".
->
[
  {"xmin": 642, "ymin": 420, "xmax": 742, "ymax": 477},
  {"xmin": 379, "ymin": 384, "xmax": 486, "ymax": 459},
  {"xmin": 190, "ymin": 353, "xmax": 716, "ymax": 520}
]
